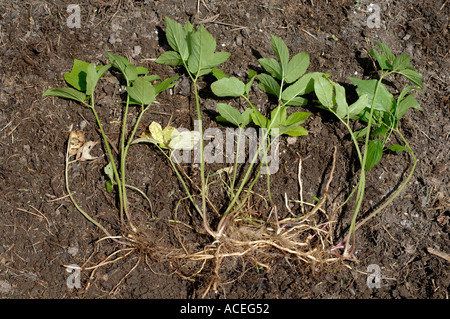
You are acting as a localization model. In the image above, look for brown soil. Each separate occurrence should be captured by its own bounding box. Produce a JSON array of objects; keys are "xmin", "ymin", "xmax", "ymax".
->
[{"xmin": 0, "ymin": 0, "xmax": 448, "ymax": 299}]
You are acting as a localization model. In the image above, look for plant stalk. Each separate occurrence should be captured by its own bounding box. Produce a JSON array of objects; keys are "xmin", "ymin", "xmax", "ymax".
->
[
  {"xmin": 84, "ymin": 98, "xmax": 124, "ymax": 224},
  {"xmin": 344, "ymin": 71, "xmax": 388, "ymax": 256}
]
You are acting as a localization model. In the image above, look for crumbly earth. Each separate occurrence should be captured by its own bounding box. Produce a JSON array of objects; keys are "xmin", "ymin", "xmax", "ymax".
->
[{"xmin": 0, "ymin": 0, "xmax": 448, "ymax": 299}]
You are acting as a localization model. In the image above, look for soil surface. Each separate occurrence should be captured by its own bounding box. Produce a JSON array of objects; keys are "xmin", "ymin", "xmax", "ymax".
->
[{"xmin": 0, "ymin": 0, "xmax": 448, "ymax": 299}]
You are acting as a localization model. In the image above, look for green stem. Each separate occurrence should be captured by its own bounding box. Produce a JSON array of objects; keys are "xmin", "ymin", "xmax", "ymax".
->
[
  {"xmin": 159, "ymin": 147, "xmax": 206, "ymax": 230},
  {"xmin": 120, "ymin": 86, "xmax": 132, "ymax": 228},
  {"xmin": 193, "ymin": 81, "xmax": 207, "ymax": 213},
  {"xmin": 216, "ymin": 106, "xmax": 281, "ymax": 237},
  {"xmin": 344, "ymin": 71, "xmax": 389, "ymax": 255},
  {"xmin": 328, "ymin": 114, "xmax": 363, "ymax": 215},
  {"xmin": 230, "ymin": 162, "xmax": 263, "ymax": 214},
  {"xmin": 230, "ymin": 127, "xmax": 243, "ymax": 199},
  {"xmin": 352, "ymin": 129, "xmax": 417, "ymax": 233},
  {"xmin": 83, "ymin": 98, "xmax": 124, "ymax": 224}
]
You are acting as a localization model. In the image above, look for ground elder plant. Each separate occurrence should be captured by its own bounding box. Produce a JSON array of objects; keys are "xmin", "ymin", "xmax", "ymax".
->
[
  {"xmin": 311, "ymin": 41, "xmax": 424, "ymax": 257},
  {"xmin": 43, "ymin": 17, "xmax": 424, "ymax": 290},
  {"xmin": 43, "ymin": 53, "xmax": 178, "ymax": 236},
  {"xmin": 152, "ymin": 18, "xmax": 343, "ymax": 273}
]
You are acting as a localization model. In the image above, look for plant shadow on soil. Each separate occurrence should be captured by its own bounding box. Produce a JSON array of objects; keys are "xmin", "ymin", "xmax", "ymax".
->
[{"xmin": 0, "ymin": 0, "xmax": 448, "ymax": 299}]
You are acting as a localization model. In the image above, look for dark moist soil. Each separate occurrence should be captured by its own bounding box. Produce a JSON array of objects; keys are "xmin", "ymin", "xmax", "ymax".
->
[{"xmin": 0, "ymin": 0, "xmax": 448, "ymax": 299}]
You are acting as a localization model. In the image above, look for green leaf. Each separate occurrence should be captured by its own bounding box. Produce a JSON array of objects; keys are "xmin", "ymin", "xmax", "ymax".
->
[
  {"xmin": 105, "ymin": 180, "xmax": 113, "ymax": 193},
  {"xmin": 154, "ymin": 76, "xmax": 180, "ymax": 95},
  {"xmin": 106, "ymin": 52, "xmax": 131, "ymax": 75},
  {"xmin": 241, "ymin": 108, "xmax": 254, "ymax": 127},
  {"xmin": 314, "ymin": 76, "xmax": 334, "ymax": 108},
  {"xmin": 156, "ymin": 51, "xmax": 183, "ymax": 66},
  {"xmin": 270, "ymin": 35, "xmax": 289, "ymax": 73},
  {"xmin": 349, "ymin": 78, "xmax": 395, "ymax": 112},
  {"xmin": 283, "ymin": 96, "xmax": 307, "ymax": 106},
  {"xmin": 347, "ymin": 94, "xmax": 369, "ymax": 120},
  {"xmin": 365, "ymin": 139, "xmax": 383, "ymax": 171},
  {"xmin": 332, "ymin": 82, "xmax": 348, "ymax": 119},
  {"xmin": 212, "ymin": 67, "xmax": 228, "ymax": 80},
  {"xmin": 270, "ymin": 106, "xmax": 287, "ymax": 129},
  {"xmin": 285, "ymin": 111, "xmax": 311, "ymax": 126},
  {"xmin": 368, "ymin": 48, "xmax": 391, "ymax": 70},
  {"xmin": 211, "ymin": 77, "xmax": 245, "ymax": 97},
  {"xmin": 285, "ymin": 52, "xmax": 309, "ymax": 83},
  {"xmin": 392, "ymin": 54, "xmax": 410, "ymax": 71},
  {"xmin": 187, "ymin": 24, "xmax": 217, "ymax": 75},
  {"xmin": 374, "ymin": 41, "xmax": 395, "ymax": 63},
  {"xmin": 63, "ymin": 59, "xmax": 90, "ymax": 91},
  {"xmin": 204, "ymin": 52, "xmax": 231, "ymax": 70},
  {"xmin": 354, "ymin": 126, "xmax": 368, "ymax": 139},
  {"xmin": 136, "ymin": 66, "xmax": 149, "ymax": 75},
  {"xmin": 257, "ymin": 73, "xmax": 281, "ymax": 97},
  {"xmin": 183, "ymin": 21, "xmax": 194, "ymax": 35},
  {"xmin": 258, "ymin": 58, "xmax": 282, "ymax": 80},
  {"xmin": 281, "ymin": 72, "xmax": 324, "ymax": 102},
  {"xmin": 143, "ymin": 75, "xmax": 162, "ymax": 82},
  {"xmin": 165, "ymin": 17, "xmax": 189, "ymax": 61},
  {"xmin": 371, "ymin": 126, "xmax": 388, "ymax": 138},
  {"xmin": 85, "ymin": 63, "xmax": 111, "ymax": 97},
  {"xmin": 251, "ymin": 110, "xmax": 269, "ymax": 129},
  {"xmin": 396, "ymin": 94, "xmax": 422, "ymax": 120},
  {"xmin": 85, "ymin": 63, "xmax": 98, "ymax": 96},
  {"xmin": 396, "ymin": 69, "xmax": 424, "ymax": 89},
  {"xmin": 96, "ymin": 64, "xmax": 111, "ymax": 80},
  {"xmin": 387, "ymin": 144, "xmax": 411, "ymax": 152},
  {"xmin": 216, "ymin": 103, "xmax": 243, "ymax": 126},
  {"xmin": 43, "ymin": 87, "xmax": 87, "ymax": 103},
  {"xmin": 126, "ymin": 77, "xmax": 156, "ymax": 105},
  {"xmin": 245, "ymin": 69, "xmax": 258, "ymax": 95},
  {"xmin": 280, "ymin": 125, "xmax": 308, "ymax": 137},
  {"xmin": 123, "ymin": 65, "xmax": 138, "ymax": 82}
]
